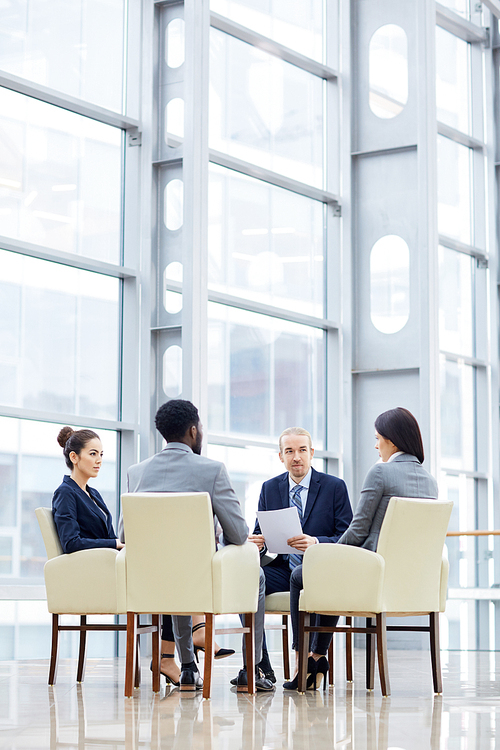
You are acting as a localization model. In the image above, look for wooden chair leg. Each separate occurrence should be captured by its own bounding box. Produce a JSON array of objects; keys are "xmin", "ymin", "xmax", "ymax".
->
[
  {"xmin": 376, "ymin": 613, "xmax": 390, "ymax": 697},
  {"xmin": 366, "ymin": 617, "xmax": 375, "ymax": 691},
  {"xmin": 48, "ymin": 613, "xmax": 60, "ymax": 686},
  {"xmin": 76, "ymin": 615, "xmax": 87, "ymax": 683},
  {"xmin": 203, "ymin": 613, "xmax": 215, "ymax": 700},
  {"xmin": 298, "ymin": 611, "xmax": 310, "ymax": 693},
  {"xmin": 244, "ymin": 612, "xmax": 255, "ymax": 694},
  {"xmin": 134, "ymin": 632, "xmax": 141, "ymax": 689},
  {"xmin": 429, "ymin": 612, "xmax": 443, "ymax": 694},
  {"xmin": 151, "ymin": 614, "xmax": 160, "ymax": 693},
  {"xmin": 282, "ymin": 615, "xmax": 290, "ymax": 680},
  {"xmin": 125, "ymin": 612, "xmax": 137, "ymax": 698},
  {"xmin": 328, "ymin": 638, "xmax": 334, "ymax": 686},
  {"xmin": 346, "ymin": 616, "xmax": 353, "ymax": 682}
]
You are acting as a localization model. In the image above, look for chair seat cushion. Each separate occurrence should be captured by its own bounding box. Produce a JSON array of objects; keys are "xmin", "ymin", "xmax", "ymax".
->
[{"xmin": 265, "ymin": 592, "xmax": 290, "ymax": 612}]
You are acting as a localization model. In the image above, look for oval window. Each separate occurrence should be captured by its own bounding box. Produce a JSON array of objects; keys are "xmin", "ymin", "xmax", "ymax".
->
[
  {"xmin": 370, "ymin": 235, "xmax": 410, "ymax": 333},
  {"xmin": 163, "ymin": 345, "xmax": 182, "ymax": 397},
  {"xmin": 165, "ymin": 98, "xmax": 184, "ymax": 141},
  {"xmin": 166, "ymin": 18, "xmax": 185, "ymax": 68},
  {"xmin": 369, "ymin": 25, "xmax": 408, "ymax": 119},
  {"xmin": 164, "ymin": 179, "xmax": 183, "ymax": 231},
  {"xmin": 163, "ymin": 262, "xmax": 183, "ymax": 313}
]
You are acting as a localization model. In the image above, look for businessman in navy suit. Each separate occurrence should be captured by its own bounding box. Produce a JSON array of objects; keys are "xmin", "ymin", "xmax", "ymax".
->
[{"xmin": 249, "ymin": 427, "xmax": 352, "ymax": 681}]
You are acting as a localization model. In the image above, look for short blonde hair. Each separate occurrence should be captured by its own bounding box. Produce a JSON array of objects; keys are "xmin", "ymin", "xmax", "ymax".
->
[{"xmin": 278, "ymin": 427, "xmax": 312, "ymax": 453}]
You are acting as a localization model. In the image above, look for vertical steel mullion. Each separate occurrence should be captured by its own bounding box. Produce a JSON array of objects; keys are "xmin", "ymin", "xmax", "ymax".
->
[{"xmin": 181, "ymin": 0, "xmax": 209, "ymax": 423}]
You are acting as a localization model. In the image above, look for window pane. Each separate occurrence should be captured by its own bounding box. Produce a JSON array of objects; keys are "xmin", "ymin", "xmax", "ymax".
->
[
  {"xmin": 210, "ymin": 0, "xmax": 323, "ymax": 62},
  {"xmin": 210, "ymin": 29, "xmax": 323, "ymax": 188},
  {"xmin": 0, "ymin": 87, "xmax": 122, "ymax": 263},
  {"xmin": 0, "ymin": 417, "xmax": 117, "ymax": 583},
  {"xmin": 437, "ymin": 136, "xmax": 472, "ymax": 245},
  {"xmin": 0, "ymin": 250, "xmax": 120, "ymax": 420},
  {"xmin": 440, "ymin": 357, "xmax": 475, "ymax": 472},
  {"xmin": 439, "ymin": 246, "xmax": 474, "ymax": 357},
  {"xmin": 369, "ymin": 235, "xmax": 410, "ymax": 334},
  {"xmin": 0, "ymin": 0, "xmax": 125, "ymax": 113},
  {"xmin": 369, "ymin": 25, "xmax": 408, "ymax": 119},
  {"xmin": 207, "ymin": 303, "xmax": 325, "ymax": 447},
  {"xmin": 436, "ymin": 27, "xmax": 470, "ymax": 134},
  {"xmin": 208, "ymin": 165, "xmax": 324, "ymax": 316},
  {"xmin": 437, "ymin": 0, "xmax": 469, "ymax": 18}
]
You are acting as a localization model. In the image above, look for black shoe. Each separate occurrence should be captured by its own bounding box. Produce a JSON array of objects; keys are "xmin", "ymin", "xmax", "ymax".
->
[
  {"xmin": 283, "ymin": 657, "xmax": 318, "ymax": 691},
  {"xmin": 149, "ymin": 653, "xmax": 180, "ymax": 687},
  {"xmin": 262, "ymin": 668, "xmax": 276, "ymax": 684},
  {"xmin": 256, "ymin": 659, "xmax": 276, "ymax": 684},
  {"xmin": 179, "ymin": 667, "xmax": 203, "ymax": 692},
  {"xmin": 192, "ymin": 621, "xmax": 236, "ymax": 662},
  {"xmin": 231, "ymin": 666, "xmax": 276, "ymax": 686},
  {"xmin": 236, "ymin": 667, "xmax": 274, "ymax": 692}
]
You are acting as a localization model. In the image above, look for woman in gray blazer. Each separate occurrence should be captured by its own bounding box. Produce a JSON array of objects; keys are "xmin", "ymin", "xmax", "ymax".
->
[
  {"xmin": 286, "ymin": 407, "xmax": 438, "ymax": 690},
  {"xmin": 337, "ymin": 407, "xmax": 439, "ymax": 551}
]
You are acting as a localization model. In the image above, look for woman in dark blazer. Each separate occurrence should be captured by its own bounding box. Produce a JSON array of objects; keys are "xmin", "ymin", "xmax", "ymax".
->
[
  {"xmin": 52, "ymin": 426, "xmax": 123, "ymax": 554},
  {"xmin": 286, "ymin": 407, "xmax": 438, "ymax": 690}
]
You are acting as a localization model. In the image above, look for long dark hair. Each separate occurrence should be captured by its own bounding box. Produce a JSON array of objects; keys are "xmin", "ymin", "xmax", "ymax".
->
[
  {"xmin": 57, "ymin": 426, "xmax": 100, "ymax": 470},
  {"xmin": 374, "ymin": 407, "xmax": 425, "ymax": 464}
]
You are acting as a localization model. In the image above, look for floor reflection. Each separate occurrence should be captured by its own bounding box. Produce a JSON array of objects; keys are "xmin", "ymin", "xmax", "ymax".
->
[{"xmin": 0, "ymin": 651, "xmax": 499, "ymax": 748}]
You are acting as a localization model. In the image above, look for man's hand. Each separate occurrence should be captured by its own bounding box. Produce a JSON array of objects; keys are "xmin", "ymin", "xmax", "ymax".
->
[
  {"xmin": 287, "ymin": 534, "xmax": 317, "ymax": 551},
  {"xmin": 116, "ymin": 540, "xmax": 125, "ymax": 550},
  {"xmin": 248, "ymin": 533, "xmax": 265, "ymax": 551}
]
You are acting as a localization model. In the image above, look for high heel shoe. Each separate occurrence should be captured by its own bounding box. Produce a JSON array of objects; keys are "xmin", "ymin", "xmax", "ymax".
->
[
  {"xmin": 283, "ymin": 657, "xmax": 318, "ymax": 691},
  {"xmin": 192, "ymin": 622, "xmax": 236, "ymax": 662},
  {"xmin": 313, "ymin": 655, "xmax": 329, "ymax": 691},
  {"xmin": 149, "ymin": 653, "xmax": 180, "ymax": 686}
]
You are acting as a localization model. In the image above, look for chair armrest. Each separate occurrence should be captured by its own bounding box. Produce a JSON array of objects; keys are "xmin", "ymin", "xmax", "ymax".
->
[
  {"xmin": 300, "ymin": 543, "xmax": 385, "ymax": 614},
  {"xmin": 116, "ymin": 547, "xmax": 127, "ymax": 613},
  {"xmin": 439, "ymin": 555, "xmax": 449, "ymax": 612},
  {"xmin": 44, "ymin": 548, "xmax": 121, "ymax": 615},
  {"xmin": 212, "ymin": 543, "xmax": 260, "ymax": 614}
]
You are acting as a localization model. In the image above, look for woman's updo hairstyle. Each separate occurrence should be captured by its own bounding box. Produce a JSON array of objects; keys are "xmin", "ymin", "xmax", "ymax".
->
[
  {"xmin": 57, "ymin": 427, "xmax": 100, "ymax": 470},
  {"xmin": 374, "ymin": 407, "xmax": 425, "ymax": 464}
]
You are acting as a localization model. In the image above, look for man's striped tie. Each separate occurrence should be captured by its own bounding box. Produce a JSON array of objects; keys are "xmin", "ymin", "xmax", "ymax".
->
[{"xmin": 289, "ymin": 484, "xmax": 304, "ymax": 571}]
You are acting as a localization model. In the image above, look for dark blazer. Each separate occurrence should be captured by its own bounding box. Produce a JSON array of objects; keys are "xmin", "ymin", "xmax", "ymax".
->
[
  {"xmin": 254, "ymin": 467, "xmax": 353, "ymax": 569},
  {"xmin": 52, "ymin": 475, "xmax": 118, "ymax": 554}
]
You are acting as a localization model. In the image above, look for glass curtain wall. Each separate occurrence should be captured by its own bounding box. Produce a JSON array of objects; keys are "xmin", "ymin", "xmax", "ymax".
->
[
  {"xmin": 435, "ymin": 12, "xmax": 492, "ymax": 649},
  {"xmin": 0, "ymin": 0, "xmax": 133, "ymax": 659},
  {"xmin": 155, "ymin": 0, "xmax": 341, "ymax": 552}
]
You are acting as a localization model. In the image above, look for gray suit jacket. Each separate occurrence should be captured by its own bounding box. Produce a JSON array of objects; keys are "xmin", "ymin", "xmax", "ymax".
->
[
  {"xmin": 118, "ymin": 442, "xmax": 249, "ymax": 546},
  {"xmin": 337, "ymin": 453, "xmax": 438, "ymax": 551}
]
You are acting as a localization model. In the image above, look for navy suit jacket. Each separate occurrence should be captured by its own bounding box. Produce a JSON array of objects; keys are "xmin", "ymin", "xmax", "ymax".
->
[
  {"xmin": 253, "ymin": 467, "xmax": 353, "ymax": 569},
  {"xmin": 52, "ymin": 475, "xmax": 118, "ymax": 554}
]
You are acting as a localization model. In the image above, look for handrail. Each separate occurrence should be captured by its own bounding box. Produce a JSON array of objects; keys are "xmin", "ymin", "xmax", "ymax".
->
[{"xmin": 446, "ymin": 530, "xmax": 500, "ymax": 537}]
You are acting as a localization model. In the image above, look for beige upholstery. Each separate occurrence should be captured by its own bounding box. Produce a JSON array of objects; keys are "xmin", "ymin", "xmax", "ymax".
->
[
  {"xmin": 36, "ymin": 507, "xmax": 155, "ymax": 687},
  {"xmin": 265, "ymin": 592, "xmax": 291, "ymax": 612},
  {"xmin": 36, "ymin": 507, "xmax": 62, "ymax": 560},
  {"xmin": 120, "ymin": 492, "xmax": 260, "ymax": 699},
  {"xmin": 298, "ymin": 497, "xmax": 453, "ymax": 696},
  {"xmin": 36, "ymin": 507, "xmax": 122, "ymax": 615}
]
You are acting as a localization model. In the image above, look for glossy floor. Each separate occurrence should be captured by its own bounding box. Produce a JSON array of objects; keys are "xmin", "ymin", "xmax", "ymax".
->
[{"xmin": 0, "ymin": 649, "xmax": 498, "ymax": 749}]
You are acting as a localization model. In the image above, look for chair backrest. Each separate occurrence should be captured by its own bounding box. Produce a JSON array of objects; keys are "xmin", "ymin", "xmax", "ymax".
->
[
  {"xmin": 121, "ymin": 492, "xmax": 217, "ymax": 614},
  {"xmin": 35, "ymin": 507, "xmax": 63, "ymax": 559},
  {"xmin": 376, "ymin": 497, "xmax": 453, "ymax": 613}
]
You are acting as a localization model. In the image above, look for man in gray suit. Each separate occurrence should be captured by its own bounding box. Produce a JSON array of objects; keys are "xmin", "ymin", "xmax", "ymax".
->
[{"xmin": 122, "ymin": 399, "xmax": 273, "ymax": 692}]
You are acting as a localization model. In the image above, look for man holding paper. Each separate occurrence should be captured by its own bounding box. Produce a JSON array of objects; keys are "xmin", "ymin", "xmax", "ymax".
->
[{"xmin": 248, "ymin": 427, "xmax": 352, "ymax": 688}]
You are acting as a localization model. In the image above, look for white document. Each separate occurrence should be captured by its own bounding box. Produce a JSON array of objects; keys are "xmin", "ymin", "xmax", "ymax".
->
[{"xmin": 256, "ymin": 507, "xmax": 303, "ymax": 555}]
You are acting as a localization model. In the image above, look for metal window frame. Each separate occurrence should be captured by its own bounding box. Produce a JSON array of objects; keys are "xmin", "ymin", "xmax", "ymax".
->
[{"xmin": 209, "ymin": 12, "xmax": 338, "ymax": 80}]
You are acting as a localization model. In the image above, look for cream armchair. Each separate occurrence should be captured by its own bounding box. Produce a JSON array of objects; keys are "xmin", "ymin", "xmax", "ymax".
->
[
  {"xmin": 297, "ymin": 497, "xmax": 453, "ymax": 696},
  {"xmin": 119, "ymin": 492, "xmax": 261, "ymax": 699},
  {"xmin": 36, "ymin": 507, "xmax": 156, "ymax": 687}
]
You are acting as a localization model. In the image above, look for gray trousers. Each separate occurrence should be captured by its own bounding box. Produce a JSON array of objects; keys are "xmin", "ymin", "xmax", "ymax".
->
[{"xmin": 172, "ymin": 568, "xmax": 266, "ymax": 666}]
